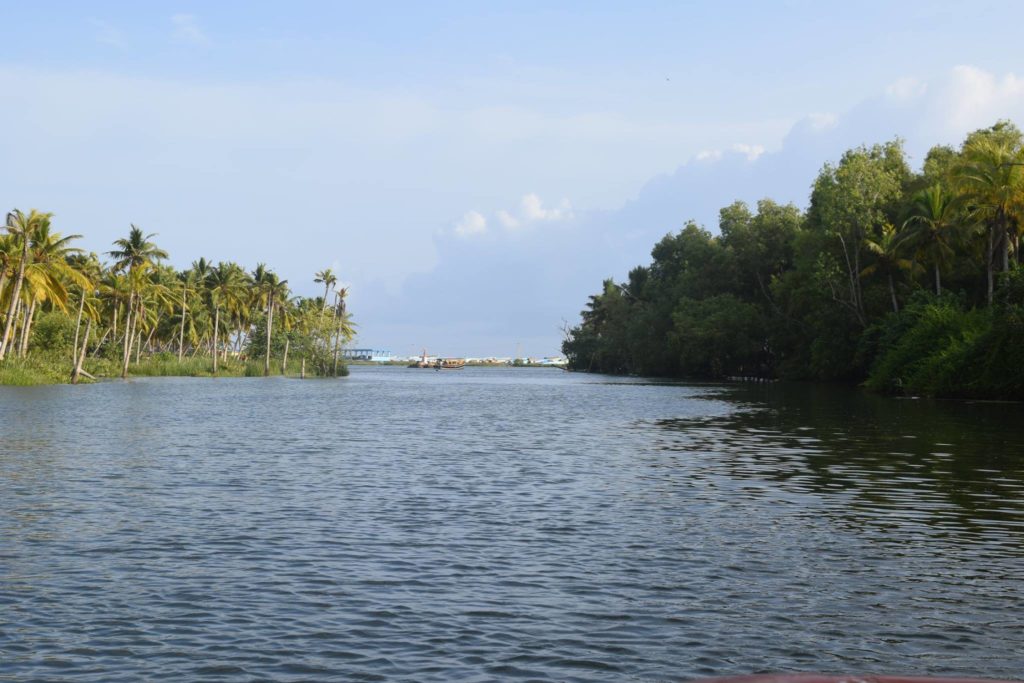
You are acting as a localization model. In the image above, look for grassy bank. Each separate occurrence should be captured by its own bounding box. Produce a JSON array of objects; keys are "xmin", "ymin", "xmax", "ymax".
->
[{"xmin": 0, "ymin": 353, "xmax": 348, "ymax": 386}]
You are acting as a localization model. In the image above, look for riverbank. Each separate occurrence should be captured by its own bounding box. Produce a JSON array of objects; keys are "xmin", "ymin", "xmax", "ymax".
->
[
  {"xmin": 347, "ymin": 359, "xmax": 565, "ymax": 369},
  {"xmin": 562, "ymin": 123, "xmax": 1024, "ymax": 402},
  {"xmin": 0, "ymin": 353, "xmax": 348, "ymax": 386}
]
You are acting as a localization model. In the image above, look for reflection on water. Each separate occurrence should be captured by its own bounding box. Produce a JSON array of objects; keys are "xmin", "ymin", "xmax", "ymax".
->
[
  {"xmin": 0, "ymin": 369, "xmax": 1022, "ymax": 681},
  {"xmin": 652, "ymin": 383, "xmax": 1024, "ymax": 551}
]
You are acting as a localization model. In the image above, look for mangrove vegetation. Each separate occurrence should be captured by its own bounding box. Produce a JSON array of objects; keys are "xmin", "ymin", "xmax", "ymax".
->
[
  {"xmin": 0, "ymin": 221, "xmax": 354, "ymax": 385},
  {"xmin": 562, "ymin": 121, "xmax": 1024, "ymax": 399}
]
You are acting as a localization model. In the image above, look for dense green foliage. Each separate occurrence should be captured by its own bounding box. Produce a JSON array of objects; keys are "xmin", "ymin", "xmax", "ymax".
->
[
  {"xmin": 563, "ymin": 122, "xmax": 1024, "ymax": 399},
  {"xmin": 0, "ymin": 218, "xmax": 354, "ymax": 384}
]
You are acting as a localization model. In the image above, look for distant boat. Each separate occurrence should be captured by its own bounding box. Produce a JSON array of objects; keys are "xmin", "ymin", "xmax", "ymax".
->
[{"xmin": 406, "ymin": 350, "xmax": 464, "ymax": 369}]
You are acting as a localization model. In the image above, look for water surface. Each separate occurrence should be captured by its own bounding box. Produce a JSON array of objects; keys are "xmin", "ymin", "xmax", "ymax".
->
[{"xmin": 1, "ymin": 367, "xmax": 1022, "ymax": 681}]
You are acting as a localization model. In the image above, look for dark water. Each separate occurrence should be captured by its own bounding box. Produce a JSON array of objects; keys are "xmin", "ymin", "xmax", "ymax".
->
[{"xmin": 1, "ymin": 367, "xmax": 1023, "ymax": 682}]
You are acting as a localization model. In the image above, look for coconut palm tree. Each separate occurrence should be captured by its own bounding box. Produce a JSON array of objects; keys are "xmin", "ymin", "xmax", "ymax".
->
[
  {"xmin": 205, "ymin": 261, "xmax": 246, "ymax": 373},
  {"xmin": 314, "ymin": 267, "xmax": 337, "ymax": 320},
  {"xmin": 108, "ymin": 226, "xmax": 168, "ymax": 377},
  {"xmin": 901, "ymin": 185, "xmax": 963, "ymax": 295},
  {"xmin": 251, "ymin": 264, "xmax": 289, "ymax": 375},
  {"xmin": 330, "ymin": 287, "xmax": 354, "ymax": 375},
  {"xmin": 67, "ymin": 253, "xmax": 103, "ymax": 361},
  {"xmin": 15, "ymin": 221, "xmax": 85, "ymax": 356},
  {"xmin": 0, "ymin": 210, "xmax": 53, "ymax": 360},
  {"xmin": 955, "ymin": 134, "xmax": 1024, "ymax": 303},
  {"xmin": 861, "ymin": 223, "xmax": 917, "ymax": 313}
]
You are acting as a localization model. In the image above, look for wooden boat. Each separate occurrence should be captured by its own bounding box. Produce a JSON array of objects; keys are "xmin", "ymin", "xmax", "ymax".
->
[{"xmin": 406, "ymin": 350, "xmax": 465, "ymax": 369}]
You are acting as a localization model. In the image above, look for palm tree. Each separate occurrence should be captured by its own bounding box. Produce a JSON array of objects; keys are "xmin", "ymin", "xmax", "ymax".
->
[
  {"xmin": 955, "ymin": 134, "xmax": 1024, "ymax": 303},
  {"xmin": 0, "ymin": 233, "xmax": 14, "ymax": 309},
  {"xmin": 0, "ymin": 210, "xmax": 52, "ymax": 360},
  {"xmin": 67, "ymin": 253, "xmax": 103, "ymax": 361},
  {"xmin": 330, "ymin": 286, "xmax": 353, "ymax": 375},
  {"xmin": 205, "ymin": 262, "xmax": 246, "ymax": 373},
  {"xmin": 16, "ymin": 221, "xmax": 85, "ymax": 356},
  {"xmin": 108, "ymin": 226, "xmax": 167, "ymax": 377},
  {"xmin": 265, "ymin": 274, "xmax": 289, "ymax": 375},
  {"xmin": 901, "ymin": 185, "xmax": 963, "ymax": 295},
  {"xmin": 252, "ymin": 264, "xmax": 289, "ymax": 375},
  {"xmin": 314, "ymin": 268, "xmax": 337, "ymax": 321},
  {"xmin": 861, "ymin": 223, "xmax": 917, "ymax": 313}
]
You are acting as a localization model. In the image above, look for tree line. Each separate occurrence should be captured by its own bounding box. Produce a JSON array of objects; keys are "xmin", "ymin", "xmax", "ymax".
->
[
  {"xmin": 562, "ymin": 121, "xmax": 1024, "ymax": 399},
  {"xmin": 0, "ymin": 222, "xmax": 354, "ymax": 383}
]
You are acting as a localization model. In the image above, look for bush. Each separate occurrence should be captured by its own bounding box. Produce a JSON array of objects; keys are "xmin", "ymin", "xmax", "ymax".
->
[
  {"xmin": 865, "ymin": 293, "xmax": 1024, "ymax": 399},
  {"xmin": 30, "ymin": 311, "xmax": 76, "ymax": 353}
]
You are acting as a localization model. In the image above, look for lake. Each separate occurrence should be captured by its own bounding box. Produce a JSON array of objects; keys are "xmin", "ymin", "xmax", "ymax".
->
[{"xmin": 1, "ymin": 366, "xmax": 1022, "ymax": 681}]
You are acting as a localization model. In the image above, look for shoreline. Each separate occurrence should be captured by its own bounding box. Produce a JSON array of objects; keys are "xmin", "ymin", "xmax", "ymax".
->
[{"xmin": 0, "ymin": 355, "xmax": 349, "ymax": 387}]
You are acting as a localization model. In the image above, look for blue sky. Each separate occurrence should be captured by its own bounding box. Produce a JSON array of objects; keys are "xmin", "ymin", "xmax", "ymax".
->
[{"xmin": 4, "ymin": 2, "xmax": 1024, "ymax": 356}]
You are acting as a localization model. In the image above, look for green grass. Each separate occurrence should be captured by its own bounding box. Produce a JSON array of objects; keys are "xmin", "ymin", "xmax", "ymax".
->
[
  {"xmin": 0, "ymin": 355, "xmax": 71, "ymax": 385},
  {"xmin": 1, "ymin": 351, "xmax": 348, "ymax": 385}
]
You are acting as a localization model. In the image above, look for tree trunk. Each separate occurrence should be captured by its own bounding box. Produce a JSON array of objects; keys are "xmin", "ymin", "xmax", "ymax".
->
[
  {"xmin": 144, "ymin": 317, "xmax": 159, "ymax": 355},
  {"xmin": 835, "ymin": 232, "xmax": 865, "ymax": 325},
  {"xmin": 18, "ymin": 298, "xmax": 37, "ymax": 357},
  {"xmin": 934, "ymin": 263, "xmax": 942, "ymax": 296},
  {"xmin": 282, "ymin": 338, "xmax": 289, "ymax": 375},
  {"xmin": 71, "ymin": 318, "xmax": 92, "ymax": 384},
  {"xmin": 0, "ymin": 232, "xmax": 30, "ymax": 360},
  {"xmin": 853, "ymin": 245, "xmax": 864, "ymax": 321},
  {"xmin": 92, "ymin": 328, "xmax": 110, "ymax": 357},
  {"xmin": 333, "ymin": 296, "xmax": 342, "ymax": 376},
  {"xmin": 301, "ymin": 356, "xmax": 305, "ymax": 379},
  {"xmin": 121, "ymin": 292, "xmax": 134, "ymax": 378},
  {"xmin": 73, "ymin": 287, "xmax": 86, "ymax": 362},
  {"xmin": 888, "ymin": 273, "xmax": 899, "ymax": 313},
  {"xmin": 178, "ymin": 285, "xmax": 187, "ymax": 362},
  {"xmin": 212, "ymin": 306, "xmax": 220, "ymax": 373},
  {"xmin": 264, "ymin": 293, "xmax": 273, "ymax": 376},
  {"xmin": 987, "ymin": 225, "xmax": 995, "ymax": 305},
  {"xmin": 1001, "ymin": 219, "xmax": 1010, "ymax": 273}
]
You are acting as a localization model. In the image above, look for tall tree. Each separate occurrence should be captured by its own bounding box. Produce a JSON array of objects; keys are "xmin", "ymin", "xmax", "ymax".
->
[
  {"xmin": 861, "ymin": 223, "xmax": 916, "ymax": 312},
  {"xmin": 954, "ymin": 126, "xmax": 1024, "ymax": 303},
  {"xmin": 808, "ymin": 141, "xmax": 908, "ymax": 324},
  {"xmin": 901, "ymin": 185, "xmax": 963, "ymax": 295},
  {"xmin": 0, "ymin": 210, "xmax": 53, "ymax": 360},
  {"xmin": 314, "ymin": 267, "xmax": 337, "ymax": 322},
  {"xmin": 204, "ymin": 262, "xmax": 246, "ymax": 373},
  {"xmin": 108, "ymin": 226, "xmax": 167, "ymax": 377}
]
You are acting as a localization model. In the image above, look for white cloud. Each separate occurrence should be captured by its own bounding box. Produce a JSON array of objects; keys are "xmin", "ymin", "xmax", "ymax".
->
[
  {"xmin": 90, "ymin": 19, "xmax": 126, "ymax": 48},
  {"xmin": 453, "ymin": 210, "xmax": 487, "ymax": 237},
  {"xmin": 695, "ymin": 149, "xmax": 722, "ymax": 161},
  {"xmin": 938, "ymin": 65, "xmax": 1024, "ymax": 132},
  {"xmin": 519, "ymin": 193, "xmax": 573, "ymax": 223},
  {"xmin": 487, "ymin": 193, "xmax": 575, "ymax": 232},
  {"xmin": 695, "ymin": 144, "xmax": 763, "ymax": 163},
  {"xmin": 171, "ymin": 14, "xmax": 210, "ymax": 46},
  {"xmin": 730, "ymin": 143, "xmax": 765, "ymax": 161},
  {"xmin": 496, "ymin": 209, "xmax": 520, "ymax": 229}
]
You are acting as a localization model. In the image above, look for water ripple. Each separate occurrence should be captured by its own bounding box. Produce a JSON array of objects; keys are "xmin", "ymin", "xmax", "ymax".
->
[{"xmin": 1, "ymin": 369, "xmax": 1022, "ymax": 681}]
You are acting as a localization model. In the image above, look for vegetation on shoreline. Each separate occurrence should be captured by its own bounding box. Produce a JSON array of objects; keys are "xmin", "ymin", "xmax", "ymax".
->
[
  {"xmin": 562, "ymin": 121, "xmax": 1024, "ymax": 399},
  {"xmin": 0, "ymin": 221, "xmax": 353, "ymax": 385}
]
